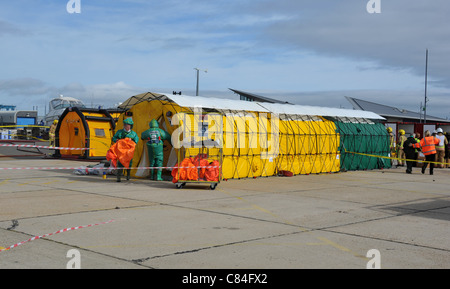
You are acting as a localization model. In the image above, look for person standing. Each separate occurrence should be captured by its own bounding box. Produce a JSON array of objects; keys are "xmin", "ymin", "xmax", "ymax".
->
[
  {"xmin": 387, "ymin": 127, "xmax": 396, "ymax": 166},
  {"xmin": 48, "ymin": 119, "xmax": 58, "ymax": 147},
  {"xmin": 414, "ymin": 132, "xmax": 421, "ymax": 167},
  {"xmin": 111, "ymin": 118, "xmax": 139, "ymax": 182},
  {"xmin": 397, "ymin": 129, "xmax": 407, "ymax": 167},
  {"xmin": 446, "ymin": 132, "xmax": 450, "ymax": 168},
  {"xmin": 403, "ymin": 133, "xmax": 418, "ymax": 174},
  {"xmin": 141, "ymin": 119, "xmax": 171, "ymax": 181},
  {"xmin": 435, "ymin": 128, "xmax": 448, "ymax": 168},
  {"xmin": 411, "ymin": 130, "xmax": 439, "ymax": 175}
]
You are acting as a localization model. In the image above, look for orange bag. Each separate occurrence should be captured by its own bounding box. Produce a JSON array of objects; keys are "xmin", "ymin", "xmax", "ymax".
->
[
  {"xmin": 182, "ymin": 158, "xmax": 198, "ymax": 180},
  {"xmin": 106, "ymin": 138, "xmax": 136, "ymax": 169},
  {"xmin": 172, "ymin": 154, "xmax": 220, "ymax": 183},
  {"xmin": 172, "ymin": 157, "xmax": 199, "ymax": 183},
  {"xmin": 198, "ymin": 159, "xmax": 209, "ymax": 179},
  {"xmin": 205, "ymin": 160, "xmax": 220, "ymax": 182},
  {"xmin": 171, "ymin": 165, "xmax": 179, "ymax": 183}
]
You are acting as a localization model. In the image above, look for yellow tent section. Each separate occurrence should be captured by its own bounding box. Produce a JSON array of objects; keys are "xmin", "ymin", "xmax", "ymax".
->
[
  {"xmin": 55, "ymin": 107, "xmax": 117, "ymax": 159},
  {"xmin": 113, "ymin": 92, "xmax": 378, "ymax": 179},
  {"xmin": 277, "ymin": 115, "xmax": 340, "ymax": 175}
]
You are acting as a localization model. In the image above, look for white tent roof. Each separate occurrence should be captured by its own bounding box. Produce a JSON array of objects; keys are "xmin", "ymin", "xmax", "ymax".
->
[
  {"xmin": 256, "ymin": 102, "xmax": 385, "ymax": 120},
  {"xmin": 166, "ymin": 94, "xmax": 270, "ymax": 113},
  {"xmin": 165, "ymin": 93, "xmax": 384, "ymax": 120},
  {"xmin": 120, "ymin": 92, "xmax": 384, "ymax": 120}
]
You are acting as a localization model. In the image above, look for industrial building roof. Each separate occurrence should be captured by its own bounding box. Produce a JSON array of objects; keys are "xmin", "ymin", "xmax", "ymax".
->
[
  {"xmin": 345, "ymin": 96, "xmax": 448, "ymax": 122},
  {"xmin": 229, "ymin": 88, "xmax": 292, "ymax": 104}
]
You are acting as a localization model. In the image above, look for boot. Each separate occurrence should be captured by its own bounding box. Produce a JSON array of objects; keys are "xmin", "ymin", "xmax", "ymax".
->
[
  {"xmin": 126, "ymin": 169, "xmax": 131, "ymax": 180},
  {"xmin": 149, "ymin": 170, "xmax": 154, "ymax": 180},
  {"xmin": 156, "ymin": 169, "xmax": 163, "ymax": 181},
  {"xmin": 116, "ymin": 169, "xmax": 123, "ymax": 182}
]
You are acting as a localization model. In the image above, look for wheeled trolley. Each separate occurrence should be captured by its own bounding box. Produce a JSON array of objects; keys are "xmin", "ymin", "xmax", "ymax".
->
[{"xmin": 173, "ymin": 112, "xmax": 222, "ymax": 190}]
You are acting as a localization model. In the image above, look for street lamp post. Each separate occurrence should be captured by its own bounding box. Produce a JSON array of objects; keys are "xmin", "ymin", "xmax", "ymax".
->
[
  {"xmin": 194, "ymin": 68, "xmax": 207, "ymax": 96},
  {"xmin": 424, "ymin": 49, "xmax": 429, "ymax": 123}
]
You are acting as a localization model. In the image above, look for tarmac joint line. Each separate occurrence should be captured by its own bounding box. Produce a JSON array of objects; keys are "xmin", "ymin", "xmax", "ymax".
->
[{"xmin": 217, "ymin": 187, "xmax": 368, "ymax": 260}]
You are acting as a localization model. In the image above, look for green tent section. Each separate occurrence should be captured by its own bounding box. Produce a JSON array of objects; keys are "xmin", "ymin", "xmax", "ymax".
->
[{"xmin": 327, "ymin": 117, "xmax": 391, "ymax": 171}]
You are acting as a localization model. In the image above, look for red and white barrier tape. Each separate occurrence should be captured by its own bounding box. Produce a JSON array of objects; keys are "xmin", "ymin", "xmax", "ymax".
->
[
  {"xmin": 0, "ymin": 220, "xmax": 115, "ymax": 252},
  {"xmin": 0, "ymin": 144, "xmax": 91, "ymax": 150},
  {"xmin": 0, "ymin": 166, "xmax": 92, "ymax": 171},
  {"xmin": 0, "ymin": 166, "xmax": 220, "ymax": 171}
]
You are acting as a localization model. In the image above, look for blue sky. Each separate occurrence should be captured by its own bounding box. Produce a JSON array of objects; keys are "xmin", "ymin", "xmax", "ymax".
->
[{"xmin": 1, "ymin": 0, "xmax": 450, "ymax": 118}]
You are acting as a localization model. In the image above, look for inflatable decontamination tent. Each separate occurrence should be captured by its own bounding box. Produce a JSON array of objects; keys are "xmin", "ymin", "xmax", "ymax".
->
[
  {"xmin": 55, "ymin": 107, "xmax": 117, "ymax": 159},
  {"xmin": 114, "ymin": 92, "xmax": 386, "ymax": 179}
]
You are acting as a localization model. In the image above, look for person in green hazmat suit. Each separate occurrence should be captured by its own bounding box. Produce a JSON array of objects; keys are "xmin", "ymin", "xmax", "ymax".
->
[
  {"xmin": 112, "ymin": 118, "xmax": 139, "ymax": 182},
  {"xmin": 141, "ymin": 119, "xmax": 172, "ymax": 181}
]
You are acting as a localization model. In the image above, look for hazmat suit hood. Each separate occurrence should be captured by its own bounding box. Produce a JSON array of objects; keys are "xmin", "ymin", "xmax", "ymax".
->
[
  {"xmin": 149, "ymin": 119, "xmax": 159, "ymax": 129},
  {"xmin": 123, "ymin": 118, "xmax": 134, "ymax": 130}
]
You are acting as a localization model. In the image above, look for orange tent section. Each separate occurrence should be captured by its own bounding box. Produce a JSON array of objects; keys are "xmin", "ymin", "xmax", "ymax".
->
[{"xmin": 106, "ymin": 138, "xmax": 136, "ymax": 169}]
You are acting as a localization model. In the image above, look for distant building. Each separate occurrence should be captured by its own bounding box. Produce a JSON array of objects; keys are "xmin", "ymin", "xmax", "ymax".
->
[
  {"xmin": 345, "ymin": 96, "xmax": 450, "ymax": 138},
  {"xmin": 0, "ymin": 110, "xmax": 37, "ymax": 126},
  {"xmin": 0, "ymin": 105, "xmax": 16, "ymax": 111},
  {"xmin": 345, "ymin": 96, "xmax": 448, "ymax": 123},
  {"xmin": 229, "ymin": 88, "xmax": 293, "ymax": 104},
  {"xmin": 229, "ymin": 90, "xmax": 450, "ymax": 137}
]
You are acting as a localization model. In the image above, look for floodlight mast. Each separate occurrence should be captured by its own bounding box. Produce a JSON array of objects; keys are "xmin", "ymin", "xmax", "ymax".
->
[
  {"xmin": 424, "ymin": 49, "xmax": 429, "ymax": 123},
  {"xmin": 194, "ymin": 68, "xmax": 207, "ymax": 96}
]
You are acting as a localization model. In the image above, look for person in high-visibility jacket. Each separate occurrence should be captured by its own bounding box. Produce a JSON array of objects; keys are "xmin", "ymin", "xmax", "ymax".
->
[
  {"xmin": 49, "ymin": 119, "xmax": 58, "ymax": 147},
  {"xmin": 397, "ymin": 129, "xmax": 407, "ymax": 167},
  {"xmin": 435, "ymin": 128, "xmax": 448, "ymax": 168},
  {"xmin": 414, "ymin": 132, "xmax": 421, "ymax": 167},
  {"xmin": 386, "ymin": 127, "xmax": 395, "ymax": 166},
  {"xmin": 410, "ymin": 130, "xmax": 440, "ymax": 175}
]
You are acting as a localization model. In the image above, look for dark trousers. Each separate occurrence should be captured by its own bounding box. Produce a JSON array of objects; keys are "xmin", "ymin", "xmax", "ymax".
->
[
  {"xmin": 422, "ymin": 154, "xmax": 436, "ymax": 175},
  {"xmin": 405, "ymin": 153, "xmax": 415, "ymax": 173},
  {"xmin": 406, "ymin": 160, "xmax": 414, "ymax": 173}
]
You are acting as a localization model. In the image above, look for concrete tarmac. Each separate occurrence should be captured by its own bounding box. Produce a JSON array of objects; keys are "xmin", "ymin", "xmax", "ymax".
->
[{"xmin": 0, "ymin": 155, "xmax": 449, "ymax": 269}]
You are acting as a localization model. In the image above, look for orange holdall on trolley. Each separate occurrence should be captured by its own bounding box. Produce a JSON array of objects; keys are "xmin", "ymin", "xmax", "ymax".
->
[{"xmin": 204, "ymin": 160, "xmax": 220, "ymax": 182}]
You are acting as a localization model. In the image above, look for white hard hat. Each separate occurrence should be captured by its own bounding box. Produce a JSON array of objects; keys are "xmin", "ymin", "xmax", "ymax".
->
[{"xmin": 437, "ymin": 128, "xmax": 443, "ymax": 133}]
